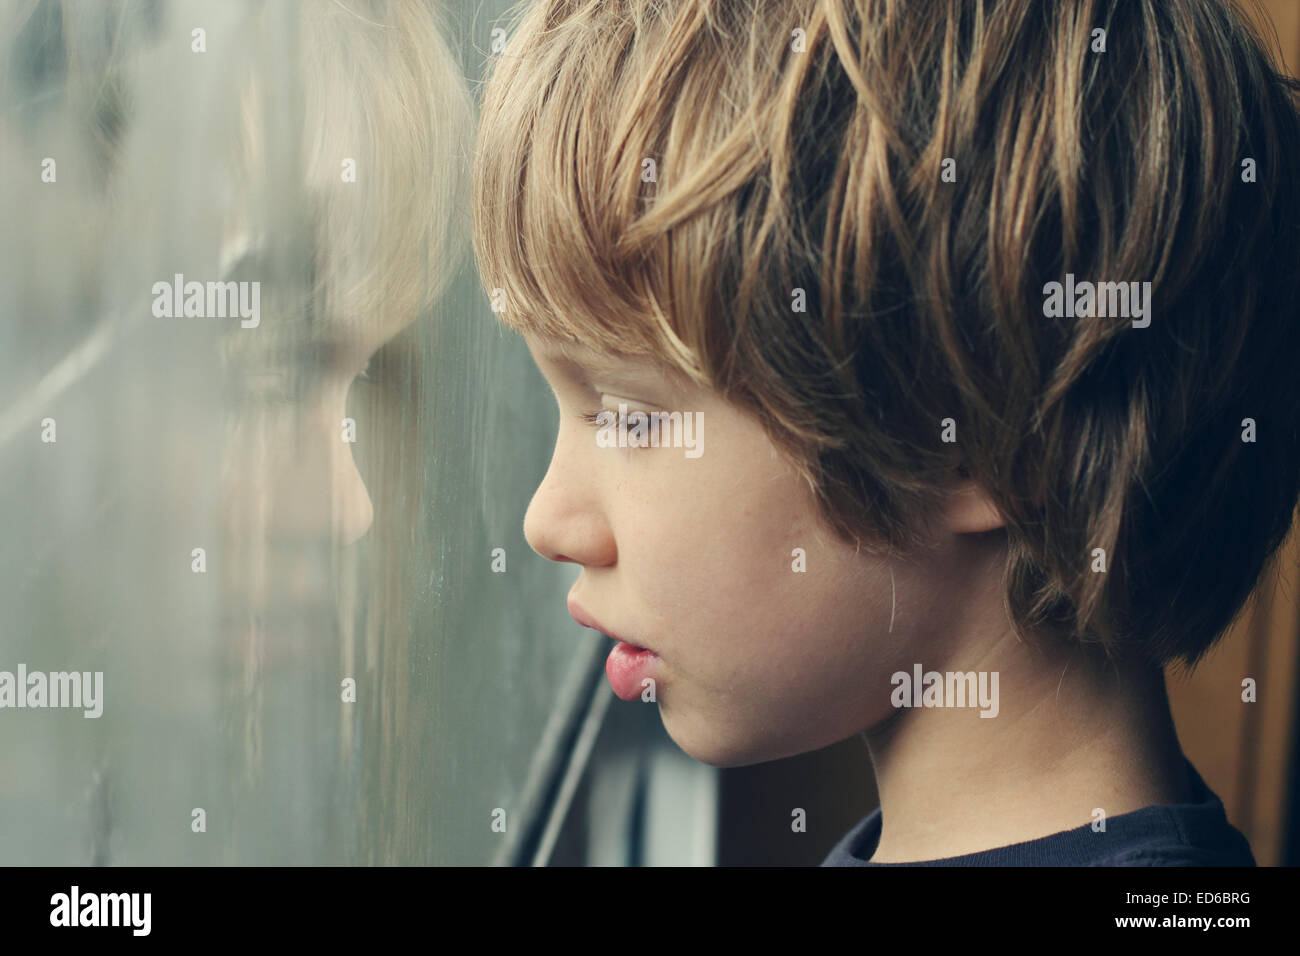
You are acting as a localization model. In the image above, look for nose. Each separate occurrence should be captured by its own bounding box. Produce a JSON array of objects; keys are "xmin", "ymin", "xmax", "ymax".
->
[
  {"xmin": 333, "ymin": 443, "xmax": 374, "ymax": 545},
  {"xmin": 523, "ymin": 438, "xmax": 616, "ymax": 567},
  {"xmin": 229, "ymin": 386, "xmax": 375, "ymax": 547}
]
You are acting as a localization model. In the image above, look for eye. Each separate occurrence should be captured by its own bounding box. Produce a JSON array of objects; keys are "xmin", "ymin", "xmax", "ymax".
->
[
  {"xmin": 579, "ymin": 409, "xmax": 616, "ymax": 428},
  {"xmin": 580, "ymin": 407, "xmax": 647, "ymax": 430}
]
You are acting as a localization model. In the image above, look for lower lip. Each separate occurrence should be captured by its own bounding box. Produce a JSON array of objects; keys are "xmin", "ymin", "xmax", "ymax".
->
[{"xmin": 605, "ymin": 642, "xmax": 659, "ymax": 701}]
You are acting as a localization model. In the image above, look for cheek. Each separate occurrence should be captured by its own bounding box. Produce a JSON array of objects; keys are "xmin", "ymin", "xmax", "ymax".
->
[
  {"xmin": 600, "ymin": 408, "xmax": 942, "ymax": 763},
  {"xmin": 621, "ymin": 450, "xmax": 932, "ymax": 764},
  {"xmin": 615, "ymin": 448, "xmax": 809, "ymax": 628},
  {"xmin": 631, "ymin": 453, "xmax": 875, "ymax": 664},
  {"xmin": 660, "ymin": 542, "xmax": 908, "ymax": 767}
]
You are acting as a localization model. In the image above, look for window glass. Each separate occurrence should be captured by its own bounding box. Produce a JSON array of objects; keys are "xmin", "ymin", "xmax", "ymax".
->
[{"xmin": 0, "ymin": 0, "xmax": 595, "ymax": 865}]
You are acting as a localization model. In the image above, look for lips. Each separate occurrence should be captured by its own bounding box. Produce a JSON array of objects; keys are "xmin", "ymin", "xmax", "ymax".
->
[{"xmin": 566, "ymin": 594, "xmax": 651, "ymax": 652}]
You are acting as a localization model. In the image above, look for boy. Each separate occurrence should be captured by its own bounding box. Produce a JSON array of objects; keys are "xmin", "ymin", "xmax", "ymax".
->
[{"xmin": 471, "ymin": 0, "xmax": 1300, "ymax": 865}]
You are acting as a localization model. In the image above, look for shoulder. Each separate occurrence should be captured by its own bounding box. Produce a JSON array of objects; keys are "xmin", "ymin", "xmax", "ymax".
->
[
  {"xmin": 816, "ymin": 758, "xmax": 1256, "ymax": 867},
  {"xmin": 820, "ymin": 809, "xmax": 882, "ymax": 867}
]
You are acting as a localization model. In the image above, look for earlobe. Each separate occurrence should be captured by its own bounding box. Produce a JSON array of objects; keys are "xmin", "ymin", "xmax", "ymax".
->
[{"xmin": 943, "ymin": 480, "xmax": 1006, "ymax": 534}]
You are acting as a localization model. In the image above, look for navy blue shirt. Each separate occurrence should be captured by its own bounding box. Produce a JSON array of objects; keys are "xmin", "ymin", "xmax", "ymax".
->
[{"xmin": 821, "ymin": 758, "xmax": 1255, "ymax": 866}]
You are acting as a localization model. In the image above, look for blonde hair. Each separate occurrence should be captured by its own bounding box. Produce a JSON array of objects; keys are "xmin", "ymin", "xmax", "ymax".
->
[
  {"xmin": 222, "ymin": 0, "xmax": 472, "ymax": 364},
  {"xmin": 474, "ymin": 0, "xmax": 1300, "ymax": 668}
]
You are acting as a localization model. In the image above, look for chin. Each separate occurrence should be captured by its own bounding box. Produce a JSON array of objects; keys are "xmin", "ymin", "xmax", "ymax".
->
[{"xmin": 660, "ymin": 710, "xmax": 821, "ymax": 769}]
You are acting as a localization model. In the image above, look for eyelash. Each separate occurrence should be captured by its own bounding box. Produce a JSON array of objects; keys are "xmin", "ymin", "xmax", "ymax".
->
[
  {"xmin": 580, "ymin": 409, "xmax": 619, "ymax": 427},
  {"xmin": 579, "ymin": 408, "xmax": 652, "ymax": 432}
]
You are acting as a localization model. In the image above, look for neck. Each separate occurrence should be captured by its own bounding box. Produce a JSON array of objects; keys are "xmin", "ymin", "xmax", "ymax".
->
[{"xmin": 863, "ymin": 630, "xmax": 1190, "ymax": 863}]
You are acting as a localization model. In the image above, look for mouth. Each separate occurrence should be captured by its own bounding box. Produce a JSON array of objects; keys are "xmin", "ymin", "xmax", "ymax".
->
[
  {"xmin": 568, "ymin": 593, "xmax": 662, "ymax": 702},
  {"xmin": 566, "ymin": 594, "xmax": 652, "ymax": 653}
]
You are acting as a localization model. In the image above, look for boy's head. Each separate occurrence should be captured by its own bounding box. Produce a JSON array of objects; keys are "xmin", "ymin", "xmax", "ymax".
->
[{"xmin": 473, "ymin": 0, "xmax": 1300, "ymax": 766}]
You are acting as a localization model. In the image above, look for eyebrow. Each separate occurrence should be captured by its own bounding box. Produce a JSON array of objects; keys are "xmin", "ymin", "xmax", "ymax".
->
[
  {"xmin": 527, "ymin": 334, "xmax": 698, "ymax": 395},
  {"xmin": 533, "ymin": 340, "xmax": 653, "ymax": 379}
]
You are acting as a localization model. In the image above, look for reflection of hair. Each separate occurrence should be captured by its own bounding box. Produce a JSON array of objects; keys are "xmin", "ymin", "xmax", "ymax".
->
[
  {"xmin": 473, "ymin": 0, "xmax": 1300, "ymax": 668},
  {"xmin": 298, "ymin": 0, "xmax": 470, "ymax": 331},
  {"xmin": 3, "ymin": 0, "xmax": 470, "ymax": 356},
  {"xmin": 226, "ymin": 0, "xmax": 472, "ymax": 362}
]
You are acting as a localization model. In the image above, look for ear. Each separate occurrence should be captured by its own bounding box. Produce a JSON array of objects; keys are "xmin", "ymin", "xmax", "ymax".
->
[{"xmin": 939, "ymin": 480, "xmax": 1006, "ymax": 535}]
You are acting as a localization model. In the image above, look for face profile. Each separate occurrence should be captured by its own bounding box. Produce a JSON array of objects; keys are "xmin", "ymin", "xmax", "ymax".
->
[
  {"xmin": 209, "ymin": 0, "xmax": 469, "ymax": 615},
  {"xmin": 520, "ymin": 333, "xmax": 1011, "ymax": 768}
]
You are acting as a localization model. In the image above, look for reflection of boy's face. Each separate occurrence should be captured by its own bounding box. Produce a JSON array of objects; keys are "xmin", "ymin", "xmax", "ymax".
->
[
  {"xmin": 222, "ymin": 311, "xmax": 411, "ymax": 564},
  {"xmin": 243, "ymin": 344, "xmax": 373, "ymax": 546},
  {"xmin": 522, "ymin": 333, "xmax": 992, "ymax": 768}
]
